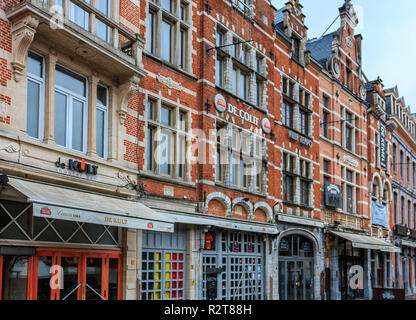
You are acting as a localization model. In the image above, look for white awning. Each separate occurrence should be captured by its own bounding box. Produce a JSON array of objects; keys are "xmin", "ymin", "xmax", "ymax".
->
[
  {"xmin": 6, "ymin": 177, "xmax": 174, "ymax": 233},
  {"xmin": 330, "ymin": 230, "xmax": 401, "ymax": 253},
  {"xmin": 157, "ymin": 210, "xmax": 279, "ymax": 235},
  {"xmin": 401, "ymin": 240, "xmax": 416, "ymax": 248}
]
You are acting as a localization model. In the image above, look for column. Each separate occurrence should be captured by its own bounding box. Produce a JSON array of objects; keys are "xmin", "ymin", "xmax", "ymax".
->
[
  {"xmin": 330, "ymin": 237, "xmax": 341, "ymax": 300},
  {"xmin": 87, "ymin": 73, "xmax": 99, "ymax": 157},
  {"xmin": 185, "ymin": 225, "xmax": 198, "ymax": 300},
  {"xmin": 364, "ymin": 249, "xmax": 372, "ymax": 300},
  {"xmin": 43, "ymin": 50, "xmax": 58, "ymax": 145},
  {"xmin": 123, "ymin": 228, "xmax": 138, "ymax": 300}
]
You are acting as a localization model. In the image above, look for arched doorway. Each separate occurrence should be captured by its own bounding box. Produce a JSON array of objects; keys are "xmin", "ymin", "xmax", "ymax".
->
[{"xmin": 278, "ymin": 235, "xmax": 314, "ymax": 300}]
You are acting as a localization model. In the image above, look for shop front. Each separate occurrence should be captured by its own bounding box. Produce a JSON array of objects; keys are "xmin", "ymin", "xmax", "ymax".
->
[
  {"xmin": 328, "ymin": 230, "xmax": 400, "ymax": 300},
  {"xmin": 0, "ymin": 176, "xmax": 174, "ymax": 300}
]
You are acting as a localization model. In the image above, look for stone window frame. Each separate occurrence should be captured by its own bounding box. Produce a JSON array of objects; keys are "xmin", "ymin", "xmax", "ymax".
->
[
  {"xmin": 215, "ymin": 121, "xmax": 267, "ymax": 195},
  {"xmin": 341, "ymin": 106, "xmax": 357, "ymax": 154},
  {"xmin": 342, "ymin": 166, "xmax": 358, "ymax": 215},
  {"xmin": 282, "ymin": 75, "xmax": 313, "ymax": 139},
  {"xmin": 214, "ymin": 23, "xmax": 268, "ymax": 111},
  {"xmin": 282, "ymin": 152, "xmax": 313, "ymax": 208},
  {"xmin": 144, "ymin": 95, "xmax": 191, "ymax": 181},
  {"xmin": 147, "ymin": 0, "xmax": 192, "ymax": 72}
]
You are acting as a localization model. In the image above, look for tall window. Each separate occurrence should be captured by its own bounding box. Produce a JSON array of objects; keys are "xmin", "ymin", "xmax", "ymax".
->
[
  {"xmin": 344, "ymin": 169, "xmax": 355, "ymax": 214},
  {"xmin": 393, "ymin": 143, "xmax": 397, "ymax": 174},
  {"xmin": 343, "ymin": 110, "xmax": 355, "ymax": 152},
  {"xmin": 70, "ymin": 0, "xmax": 90, "ymax": 31},
  {"xmin": 299, "ymin": 110, "xmax": 308, "ymax": 136},
  {"xmin": 97, "ymin": 0, "xmax": 111, "ymax": 42},
  {"xmin": 148, "ymin": 0, "xmax": 190, "ymax": 69},
  {"xmin": 394, "ymin": 192, "xmax": 398, "ymax": 224},
  {"xmin": 401, "ymin": 196, "xmax": 405, "ymax": 225},
  {"xmin": 216, "ymin": 123, "xmax": 227, "ymax": 183},
  {"xmin": 300, "ymin": 159, "xmax": 311, "ymax": 207},
  {"xmin": 161, "ymin": 20, "xmax": 172, "ymax": 62},
  {"xmin": 407, "ymin": 156, "xmax": 411, "ymax": 185},
  {"xmin": 54, "ymin": 65, "xmax": 87, "ymax": 153},
  {"xmin": 292, "ymin": 37, "xmax": 300, "ymax": 61},
  {"xmin": 146, "ymin": 98, "xmax": 188, "ymax": 179},
  {"xmin": 96, "ymin": 85, "xmax": 108, "ymax": 158},
  {"xmin": 27, "ymin": 51, "xmax": 44, "ymax": 140},
  {"xmin": 283, "ymin": 153, "xmax": 295, "ymax": 203},
  {"xmin": 400, "ymin": 150, "xmax": 404, "ymax": 179},
  {"xmin": 148, "ymin": 11, "xmax": 155, "ymax": 53},
  {"xmin": 283, "ymin": 100, "xmax": 293, "ymax": 127},
  {"xmin": 322, "ymin": 111, "xmax": 329, "ymax": 138}
]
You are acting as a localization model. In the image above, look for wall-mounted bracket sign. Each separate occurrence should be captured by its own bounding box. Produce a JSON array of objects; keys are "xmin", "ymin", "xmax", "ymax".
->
[
  {"xmin": 288, "ymin": 129, "xmax": 312, "ymax": 148},
  {"xmin": 55, "ymin": 157, "xmax": 98, "ymax": 175},
  {"xmin": 324, "ymin": 181, "xmax": 342, "ymax": 208}
]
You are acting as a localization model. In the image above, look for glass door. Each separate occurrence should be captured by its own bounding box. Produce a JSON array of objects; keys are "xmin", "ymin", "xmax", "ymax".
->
[
  {"xmin": 1, "ymin": 256, "xmax": 30, "ymax": 300},
  {"xmin": 32, "ymin": 249, "xmax": 121, "ymax": 300}
]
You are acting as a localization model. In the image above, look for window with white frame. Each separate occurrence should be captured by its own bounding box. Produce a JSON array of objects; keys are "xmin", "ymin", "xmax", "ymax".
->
[
  {"xmin": 148, "ymin": 0, "xmax": 190, "ymax": 70},
  {"xmin": 27, "ymin": 51, "xmax": 44, "ymax": 140},
  {"xmin": 96, "ymin": 84, "xmax": 109, "ymax": 159},
  {"xmin": 145, "ymin": 98, "xmax": 189, "ymax": 179},
  {"xmin": 70, "ymin": 0, "xmax": 90, "ymax": 31},
  {"xmin": 96, "ymin": 0, "xmax": 112, "ymax": 42},
  {"xmin": 54, "ymin": 65, "xmax": 88, "ymax": 153}
]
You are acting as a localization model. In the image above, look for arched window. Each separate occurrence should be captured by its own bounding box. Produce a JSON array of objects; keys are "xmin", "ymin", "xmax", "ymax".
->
[{"xmin": 279, "ymin": 235, "xmax": 313, "ymax": 258}]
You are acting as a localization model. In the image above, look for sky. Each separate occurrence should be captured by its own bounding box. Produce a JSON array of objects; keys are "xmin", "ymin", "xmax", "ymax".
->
[{"xmin": 271, "ymin": 0, "xmax": 416, "ymax": 112}]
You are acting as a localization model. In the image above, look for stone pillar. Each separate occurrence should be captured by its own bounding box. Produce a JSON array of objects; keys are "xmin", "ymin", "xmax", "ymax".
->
[
  {"xmin": 123, "ymin": 228, "xmax": 139, "ymax": 300},
  {"xmin": 364, "ymin": 249, "xmax": 372, "ymax": 300},
  {"xmin": 43, "ymin": 50, "xmax": 58, "ymax": 145},
  {"xmin": 186, "ymin": 225, "xmax": 199, "ymax": 300},
  {"xmin": 330, "ymin": 237, "xmax": 341, "ymax": 300},
  {"xmin": 87, "ymin": 73, "xmax": 99, "ymax": 157}
]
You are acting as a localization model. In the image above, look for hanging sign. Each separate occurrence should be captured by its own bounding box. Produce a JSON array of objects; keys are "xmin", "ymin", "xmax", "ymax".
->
[
  {"xmin": 324, "ymin": 181, "xmax": 342, "ymax": 208},
  {"xmin": 380, "ymin": 124, "xmax": 387, "ymax": 168}
]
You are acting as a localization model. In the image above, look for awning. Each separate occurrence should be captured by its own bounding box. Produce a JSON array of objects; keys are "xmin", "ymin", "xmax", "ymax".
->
[
  {"xmin": 6, "ymin": 177, "xmax": 174, "ymax": 233},
  {"xmin": 157, "ymin": 210, "xmax": 279, "ymax": 235},
  {"xmin": 330, "ymin": 230, "xmax": 401, "ymax": 253},
  {"xmin": 401, "ymin": 240, "xmax": 416, "ymax": 248}
]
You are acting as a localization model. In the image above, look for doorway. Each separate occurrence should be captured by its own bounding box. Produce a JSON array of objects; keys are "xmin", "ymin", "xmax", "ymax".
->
[
  {"xmin": 0, "ymin": 248, "xmax": 122, "ymax": 300},
  {"xmin": 278, "ymin": 235, "xmax": 314, "ymax": 300}
]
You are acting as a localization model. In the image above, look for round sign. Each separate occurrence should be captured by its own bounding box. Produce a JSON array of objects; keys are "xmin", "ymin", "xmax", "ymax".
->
[
  {"xmin": 262, "ymin": 118, "xmax": 271, "ymax": 134},
  {"xmin": 214, "ymin": 94, "xmax": 227, "ymax": 113}
]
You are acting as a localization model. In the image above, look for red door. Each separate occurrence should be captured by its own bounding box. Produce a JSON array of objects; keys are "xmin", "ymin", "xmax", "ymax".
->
[{"xmin": 0, "ymin": 248, "xmax": 122, "ymax": 300}]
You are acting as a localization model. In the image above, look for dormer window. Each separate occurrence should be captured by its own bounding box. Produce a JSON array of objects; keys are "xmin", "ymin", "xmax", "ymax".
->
[{"xmin": 292, "ymin": 37, "xmax": 300, "ymax": 62}]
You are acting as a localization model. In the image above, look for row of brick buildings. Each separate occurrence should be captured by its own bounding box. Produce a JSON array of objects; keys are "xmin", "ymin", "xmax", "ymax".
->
[{"xmin": 0, "ymin": 0, "xmax": 415, "ymax": 300}]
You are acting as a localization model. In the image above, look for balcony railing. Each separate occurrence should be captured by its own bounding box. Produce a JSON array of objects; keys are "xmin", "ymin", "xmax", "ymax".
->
[{"xmin": 7, "ymin": 0, "xmax": 144, "ymax": 70}]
